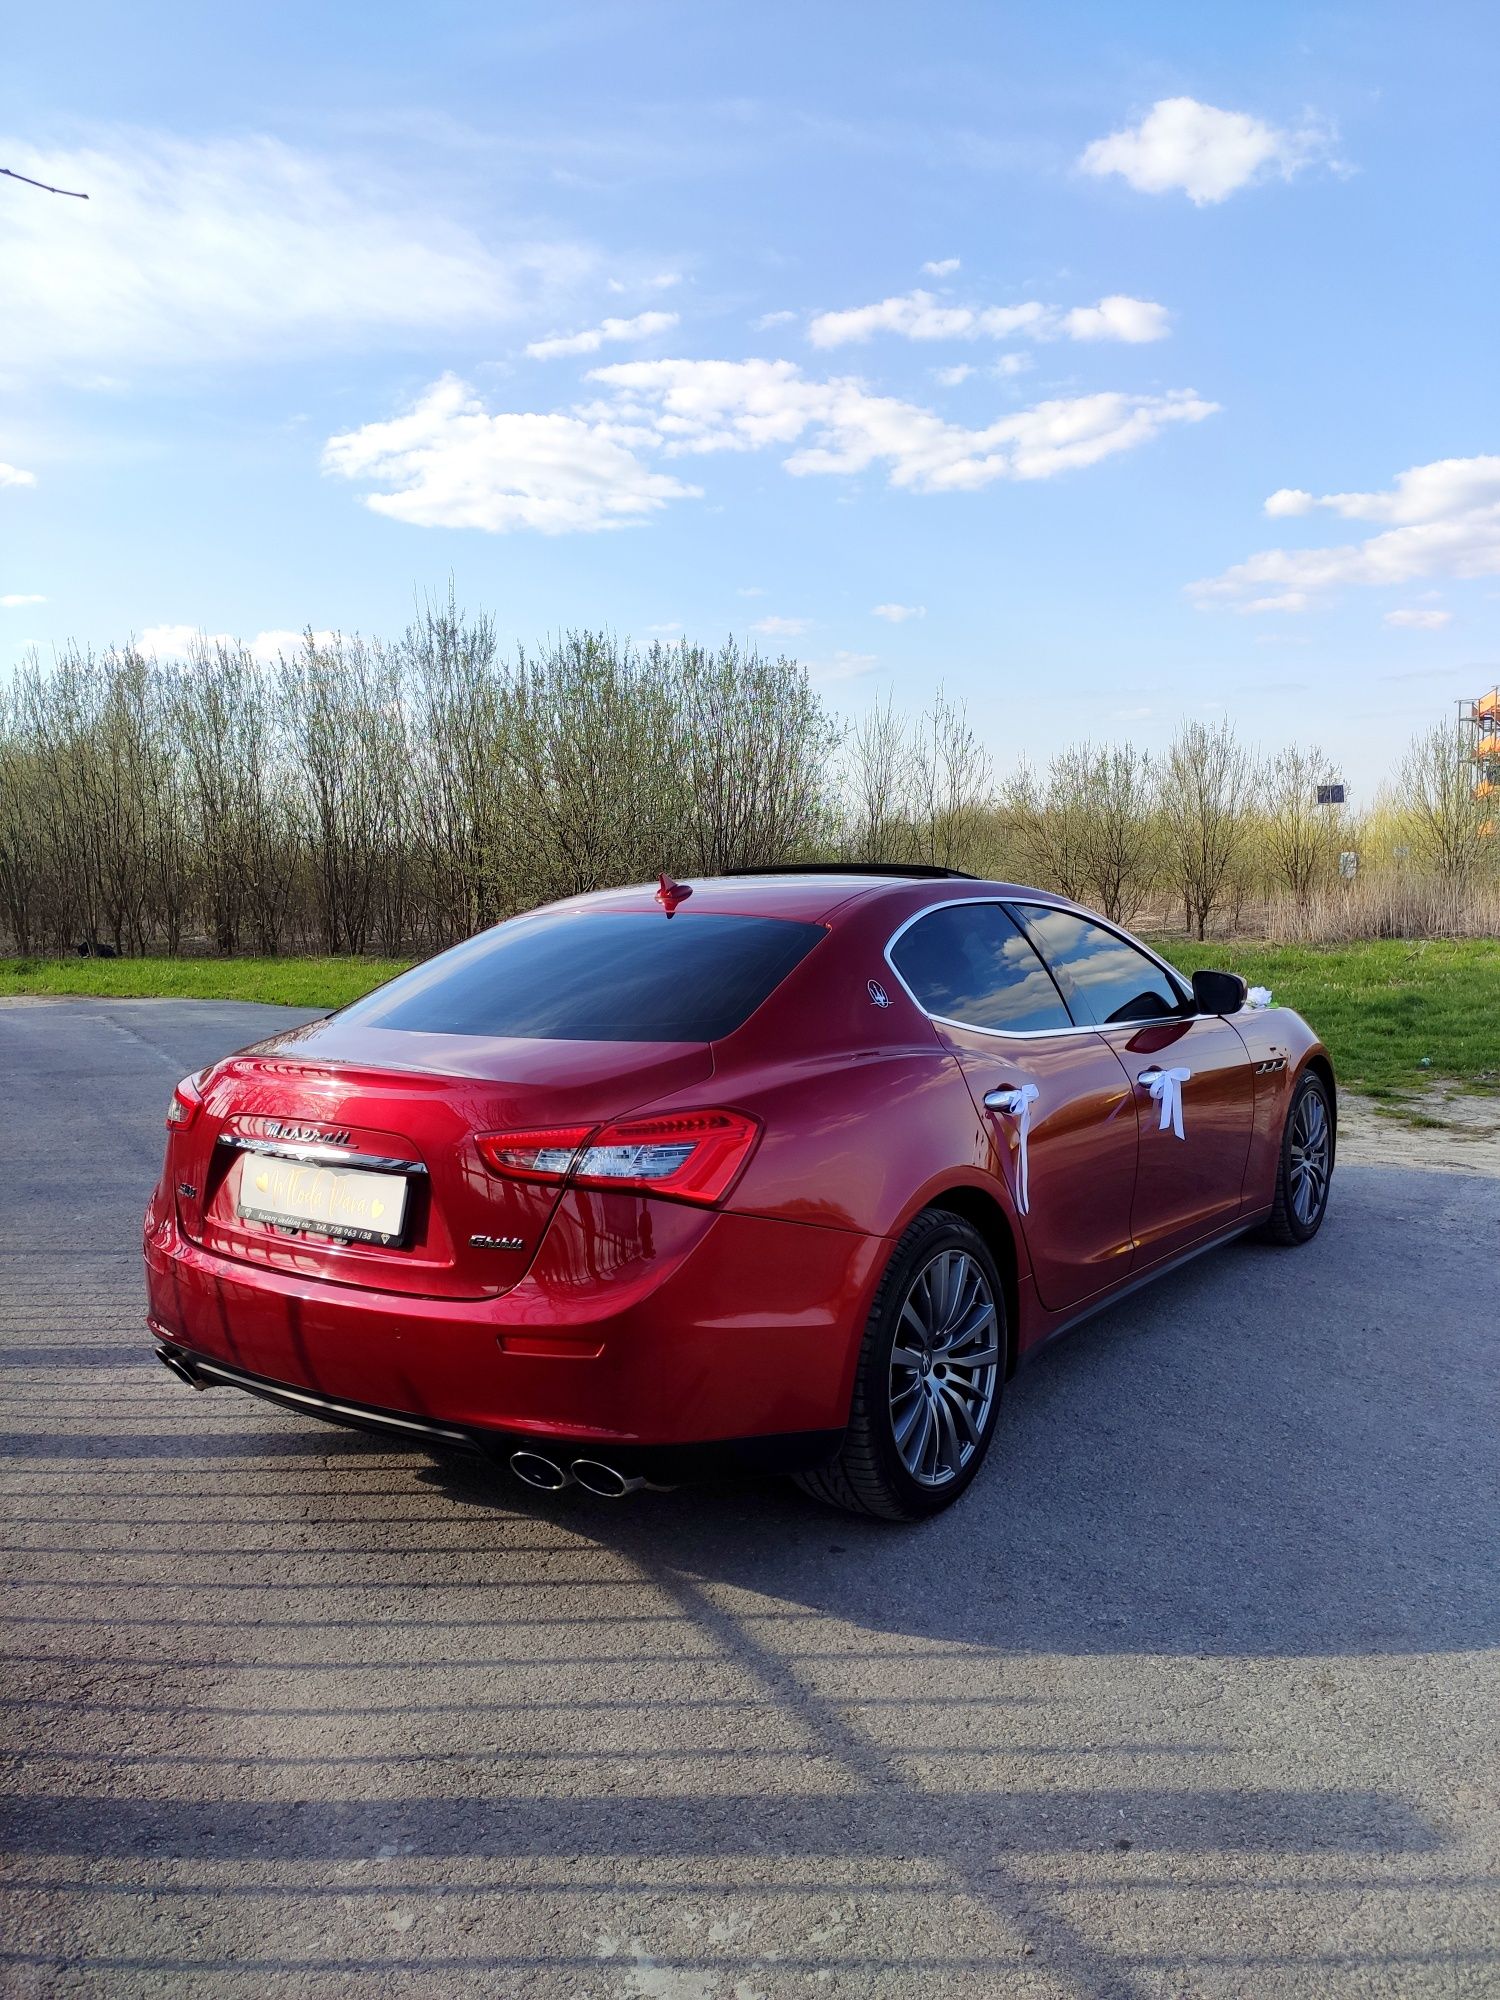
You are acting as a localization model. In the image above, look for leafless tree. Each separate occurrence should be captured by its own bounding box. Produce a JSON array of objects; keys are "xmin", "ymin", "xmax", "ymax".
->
[
  {"xmin": 1260, "ymin": 743, "xmax": 1341, "ymax": 905},
  {"xmin": 1398, "ymin": 720, "xmax": 1490, "ymax": 884},
  {"xmin": 1160, "ymin": 718, "xmax": 1252, "ymax": 939}
]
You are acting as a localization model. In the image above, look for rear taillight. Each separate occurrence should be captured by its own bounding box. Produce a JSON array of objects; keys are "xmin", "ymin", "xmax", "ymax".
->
[
  {"xmin": 475, "ymin": 1108, "xmax": 760, "ymax": 1206},
  {"xmin": 166, "ymin": 1071, "xmax": 206, "ymax": 1129},
  {"xmin": 474, "ymin": 1126, "xmax": 594, "ymax": 1182}
]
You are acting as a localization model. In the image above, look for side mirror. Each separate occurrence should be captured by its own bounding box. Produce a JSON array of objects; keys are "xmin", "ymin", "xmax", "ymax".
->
[{"xmin": 1191, "ymin": 968, "xmax": 1248, "ymax": 1016}]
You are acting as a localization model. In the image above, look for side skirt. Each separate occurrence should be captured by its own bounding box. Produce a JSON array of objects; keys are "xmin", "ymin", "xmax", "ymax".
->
[{"xmin": 1015, "ymin": 1209, "xmax": 1274, "ymax": 1370}]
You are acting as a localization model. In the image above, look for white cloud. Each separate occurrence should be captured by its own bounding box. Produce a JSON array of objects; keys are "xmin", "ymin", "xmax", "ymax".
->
[
  {"xmin": 1, "ymin": 593, "xmax": 45, "ymax": 607},
  {"xmin": 646, "ymin": 620, "xmax": 682, "ymax": 633},
  {"xmin": 1192, "ymin": 456, "xmax": 1500, "ymax": 611},
  {"xmin": 609, "ymin": 272, "xmax": 681, "ymax": 293},
  {"xmin": 327, "ymin": 358, "xmax": 1217, "ymax": 533},
  {"xmin": 1385, "ymin": 607, "xmax": 1452, "ymax": 630},
  {"xmin": 525, "ymin": 310, "xmax": 679, "ymax": 360},
  {"xmin": 1079, "ymin": 97, "xmax": 1335, "ymax": 205},
  {"xmin": 1061, "ymin": 295, "xmax": 1171, "ymax": 343},
  {"xmin": 935, "ymin": 365, "xmax": 973, "ymax": 387},
  {"xmin": 921, "ymin": 257, "xmax": 961, "ymax": 277},
  {"xmin": 807, "ymin": 288, "xmax": 1168, "ymax": 348},
  {"xmin": 872, "ymin": 603, "xmax": 925, "ymax": 622},
  {"xmin": 245, "ymin": 629, "xmax": 339, "ymax": 662},
  {"xmin": 593, "ymin": 357, "xmax": 1216, "ymax": 492},
  {"xmin": 994, "ymin": 353, "xmax": 1035, "ymax": 377},
  {"xmin": 0, "ymin": 461, "xmax": 37, "ymax": 488},
  {"xmin": 807, "ymin": 650, "xmax": 879, "ymax": 683},
  {"xmin": 754, "ymin": 310, "xmax": 798, "ymax": 330},
  {"xmin": 139, "ymin": 624, "xmax": 224, "ymax": 656},
  {"xmin": 809, "ymin": 290, "xmax": 1033, "ymax": 347},
  {"xmin": 137, "ymin": 625, "xmax": 336, "ymax": 661},
  {"xmin": 137, "ymin": 620, "xmax": 334, "ymax": 660},
  {"xmin": 323, "ymin": 373, "xmax": 701, "ymax": 533},
  {"xmin": 0, "ymin": 133, "xmax": 594, "ymax": 375},
  {"xmin": 737, "ymin": 585, "xmax": 766, "ymax": 597},
  {"xmin": 751, "ymin": 614, "xmax": 812, "ymax": 636}
]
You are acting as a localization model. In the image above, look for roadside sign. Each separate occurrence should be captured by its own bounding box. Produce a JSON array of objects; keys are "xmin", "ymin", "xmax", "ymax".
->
[
  {"xmin": 1339, "ymin": 850, "xmax": 1358, "ymax": 879},
  {"xmin": 1317, "ymin": 783, "xmax": 1346, "ymax": 806}
]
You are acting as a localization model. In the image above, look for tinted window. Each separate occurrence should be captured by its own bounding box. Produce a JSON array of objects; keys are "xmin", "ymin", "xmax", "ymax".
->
[
  {"xmin": 340, "ymin": 910, "xmax": 824, "ymax": 1042},
  {"xmin": 1016, "ymin": 906, "xmax": 1186, "ymax": 1026},
  {"xmin": 890, "ymin": 903, "xmax": 1072, "ymax": 1033}
]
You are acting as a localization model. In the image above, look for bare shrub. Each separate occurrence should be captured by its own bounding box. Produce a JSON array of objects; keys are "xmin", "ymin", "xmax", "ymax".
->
[
  {"xmin": 1263, "ymin": 874, "xmax": 1500, "ymax": 942},
  {"xmin": 1160, "ymin": 719, "xmax": 1253, "ymax": 940},
  {"xmin": 1398, "ymin": 720, "xmax": 1491, "ymax": 884}
]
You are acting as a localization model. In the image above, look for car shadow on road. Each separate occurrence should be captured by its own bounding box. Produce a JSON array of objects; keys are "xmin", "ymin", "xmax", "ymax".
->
[{"xmin": 422, "ymin": 1164, "xmax": 1499, "ymax": 1663}]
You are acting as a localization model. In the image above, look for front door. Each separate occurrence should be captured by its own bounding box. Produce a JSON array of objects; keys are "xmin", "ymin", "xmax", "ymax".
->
[
  {"xmin": 1096, "ymin": 1018, "xmax": 1256, "ymax": 1265},
  {"xmin": 1011, "ymin": 904, "xmax": 1255, "ymax": 1268},
  {"xmin": 886, "ymin": 900, "xmax": 1138, "ymax": 1311}
]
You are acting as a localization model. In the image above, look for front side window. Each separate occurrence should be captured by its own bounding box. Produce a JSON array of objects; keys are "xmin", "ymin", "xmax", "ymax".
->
[
  {"xmin": 890, "ymin": 902, "xmax": 1073, "ymax": 1033},
  {"xmin": 339, "ymin": 910, "xmax": 825, "ymax": 1042},
  {"xmin": 1014, "ymin": 906, "xmax": 1186, "ymax": 1026}
]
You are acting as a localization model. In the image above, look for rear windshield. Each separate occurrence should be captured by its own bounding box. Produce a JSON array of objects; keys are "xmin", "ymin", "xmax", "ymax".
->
[{"xmin": 339, "ymin": 910, "xmax": 825, "ymax": 1042}]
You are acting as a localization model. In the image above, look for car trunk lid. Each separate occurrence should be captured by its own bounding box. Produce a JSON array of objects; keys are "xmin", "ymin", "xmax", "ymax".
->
[{"xmin": 171, "ymin": 1020, "xmax": 714, "ymax": 1300}]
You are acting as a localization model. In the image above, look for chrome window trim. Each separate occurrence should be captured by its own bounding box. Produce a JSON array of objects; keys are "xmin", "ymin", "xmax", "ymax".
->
[
  {"xmin": 1009, "ymin": 899, "xmax": 1197, "ymax": 1025},
  {"xmin": 882, "ymin": 896, "xmax": 1087, "ymax": 1042},
  {"xmin": 882, "ymin": 894, "xmax": 1196, "ymax": 1042},
  {"xmin": 217, "ymin": 1134, "xmax": 428, "ymax": 1176}
]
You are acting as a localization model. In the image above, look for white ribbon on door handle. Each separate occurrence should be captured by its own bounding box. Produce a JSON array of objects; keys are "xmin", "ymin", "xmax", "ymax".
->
[
  {"xmin": 983, "ymin": 1082, "xmax": 1041, "ymax": 1214},
  {"xmin": 1140, "ymin": 1065, "xmax": 1192, "ymax": 1140}
]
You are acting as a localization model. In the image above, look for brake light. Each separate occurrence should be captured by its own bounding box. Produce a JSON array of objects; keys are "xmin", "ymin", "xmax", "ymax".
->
[
  {"xmin": 166, "ymin": 1072, "xmax": 206, "ymax": 1129},
  {"xmin": 475, "ymin": 1108, "xmax": 759, "ymax": 1205}
]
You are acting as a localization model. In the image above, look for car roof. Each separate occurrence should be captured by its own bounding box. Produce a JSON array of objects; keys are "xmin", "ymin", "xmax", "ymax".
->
[{"xmin": 548, "ymin": 872, "xmax": 1069, "ymax": 925}]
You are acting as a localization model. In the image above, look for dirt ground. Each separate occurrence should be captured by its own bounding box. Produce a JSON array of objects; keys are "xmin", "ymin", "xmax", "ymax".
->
[{"xmin": 1338, "ymin": 1085, "xmax": 1500, "ymax": 1177}]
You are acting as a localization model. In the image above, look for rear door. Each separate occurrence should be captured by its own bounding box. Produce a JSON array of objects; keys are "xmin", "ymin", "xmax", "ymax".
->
[
  {"xmin": 1012, "ymin": 905, "xmax": 1255, "ymax": 1267},
  {"xmin": 887, "ymin": 900, "xmax": 1138, "ymax": 1311}
]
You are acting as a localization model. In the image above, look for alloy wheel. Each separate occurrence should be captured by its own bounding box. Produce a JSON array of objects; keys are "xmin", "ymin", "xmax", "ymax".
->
[
  {"xmin": 1289, "ymin": 1087, "xmax": 1331, "ymax": 1228},
  {"xmin": 888, "ymin": 1249, "xmax": 1001, "ymax": 1488}
]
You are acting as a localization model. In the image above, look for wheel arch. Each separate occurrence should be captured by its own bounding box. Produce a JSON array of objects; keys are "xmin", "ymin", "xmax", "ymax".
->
[{"xmin": 922, "ymin": 1183, "xmax": 1021, "ymax": 1379}]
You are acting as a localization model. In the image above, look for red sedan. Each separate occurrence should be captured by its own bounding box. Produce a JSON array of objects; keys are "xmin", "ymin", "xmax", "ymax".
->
[{"xmin": 145, "ymin": 866, "xmax": 1335, "ymax": 1519}]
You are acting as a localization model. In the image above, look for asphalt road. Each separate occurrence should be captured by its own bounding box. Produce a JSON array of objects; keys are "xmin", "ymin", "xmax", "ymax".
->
[{"xmin": 2, "ymin": 997, "xmax": 1497, "ymax": 2000}]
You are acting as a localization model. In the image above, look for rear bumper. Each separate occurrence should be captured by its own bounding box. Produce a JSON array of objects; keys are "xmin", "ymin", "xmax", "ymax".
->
[
  {"xmin": 148, "ymin": 1335, "xmax": 842, "ymax": 1480},
  {"xmin": 144, "ymin": 1192, "xmax": 882, "ymax": 1453}
]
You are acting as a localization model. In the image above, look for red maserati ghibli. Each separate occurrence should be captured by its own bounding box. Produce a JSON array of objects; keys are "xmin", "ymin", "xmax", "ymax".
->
[{"xmin": 146, "ymin": 866, "xmax": 1335, "ymax": 1519}]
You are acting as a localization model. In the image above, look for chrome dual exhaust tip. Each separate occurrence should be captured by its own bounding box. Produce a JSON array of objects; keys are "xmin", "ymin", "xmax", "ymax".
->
[
  {"xmin": 154, "ymin": 1345, "xmax": 206, "ymax": 1391},
  {"xmin": 570, "ymin": 1458, "xmax": 647, "ymax": 1499},
  {"xmin": 507, "ymin": 1450, "xmax": 668, "ymax": 1497},
  {"xmin": 508, "ymin": 1450, "xmax": 575, "ymax": 1491}
]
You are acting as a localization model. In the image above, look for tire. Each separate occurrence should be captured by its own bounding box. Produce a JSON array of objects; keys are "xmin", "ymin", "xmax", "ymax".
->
[
  {"xmin": 794, "ymin": 1210, "xmax": 1006, "ymax": 1522},
  {"xmin": 1262, "ymin": 1069, "xmax": 1335, "ymax": 1246}
]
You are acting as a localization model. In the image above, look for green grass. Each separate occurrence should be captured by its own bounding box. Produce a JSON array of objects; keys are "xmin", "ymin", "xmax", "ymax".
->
[
  {"xmin": 0, "ymin": 955, "xmax": 413, "ymax": 1009},
  {"xmin": 1163, "ymin": 937, "xmax": 1500, "ymax": 1102},
  {"xmin": 5, "ymin": 937, "xmax": 1498, "ymax": 1106}
]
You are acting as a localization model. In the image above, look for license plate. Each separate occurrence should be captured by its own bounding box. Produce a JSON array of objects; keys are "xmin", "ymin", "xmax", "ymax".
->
[{"xmin": 237, "ymin": 1156, "xmax": 409, "ymax": 1245}]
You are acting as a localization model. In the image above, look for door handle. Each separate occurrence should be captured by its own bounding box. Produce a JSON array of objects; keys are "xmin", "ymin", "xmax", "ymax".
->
[
  {"xmin": 1136, "ymin": 1064, "xmax": 1192, "ymax": 1139},
  {"xmin": 981, "ymin": 1082, "xmax": 1040, "ymax": 1214}
]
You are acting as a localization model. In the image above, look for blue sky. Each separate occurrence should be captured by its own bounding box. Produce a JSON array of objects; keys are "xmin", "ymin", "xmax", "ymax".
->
[{"xmin": 3, "ymin": 0, "xmax": 1496, "ymax": 796}]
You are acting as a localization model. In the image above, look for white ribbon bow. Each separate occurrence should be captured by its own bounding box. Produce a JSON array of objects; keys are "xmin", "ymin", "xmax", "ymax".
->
[
  {"xmin": 1143, "ymin": 1065, "xmax": 1192, "ymax": 1140},
  {"xmin": 1247, "ymin": 985, "xmax": 1273, "ymax": 1009},
  {"xmin": 988, "ymin": 1082, "xmax": 1041, "ymax": 1213}
]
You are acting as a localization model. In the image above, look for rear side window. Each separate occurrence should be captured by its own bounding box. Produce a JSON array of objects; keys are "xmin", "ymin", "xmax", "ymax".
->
[
  {"xmin": 340, "ymin": 910, "xmax": 824, "ymax": 1042},
  {"xmin": 890, "ymin": 903, "xmax": 1072, "ymax": 1033},
  {"xmin": 1015, "ymin": 905, "xmax": 1186, "ymax": 1026}
]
